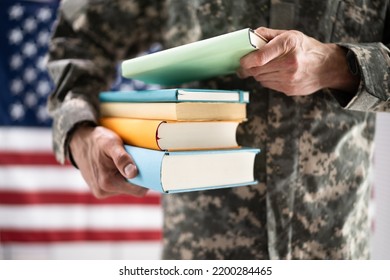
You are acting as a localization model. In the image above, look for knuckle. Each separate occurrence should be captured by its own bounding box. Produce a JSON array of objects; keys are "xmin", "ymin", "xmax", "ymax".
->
[
  {"xmin": 256, "ymin": 26, "xmax": 267, "ymax": 33},
  {"xmin": 287, "ymin": 30, "xmax": 304, "ymax": 40},
  {"xmin": 99, "ymin": 135, "xmax": 119, "ymax": 150},
  {"xmin": 284, "ymin": 31, "xmax": 303, "ymax": 50},
  {"xmin": 95, "ymin": 129, "xmax": 121, "ymax": 149},
  {"xmin": 115, "ymin": 151, "xmax": 130, "ymax": 166},
  {"xmin": 255, "ymin": 51, "xmax": 267, "ymax": 66}
]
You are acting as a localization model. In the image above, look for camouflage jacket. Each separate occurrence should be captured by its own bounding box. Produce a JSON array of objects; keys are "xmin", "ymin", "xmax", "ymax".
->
[{"xmin": 47, "ymin": 0, "xmax": 390, "ymax": 259}]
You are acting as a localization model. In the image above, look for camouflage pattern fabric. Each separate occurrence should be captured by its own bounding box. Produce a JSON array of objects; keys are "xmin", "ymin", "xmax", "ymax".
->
[{"xmin": 47, "ymin": 0, "xmax": 390, "ymax": 259}]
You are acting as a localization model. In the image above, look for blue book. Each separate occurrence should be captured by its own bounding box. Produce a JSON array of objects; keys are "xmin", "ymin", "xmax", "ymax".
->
[
  {"xmin": 99, "ymin": 88, "xmax": 249, "ymax": 103},
  {"xmin": 125, "ymin": 145, "xmax": 260, "ymax": 193}
]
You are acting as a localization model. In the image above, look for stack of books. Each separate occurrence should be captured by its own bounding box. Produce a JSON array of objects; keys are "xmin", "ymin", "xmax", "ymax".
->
[
  {"xmin": 99, "ymin": 28, "xmax": 267, "ymax": 193},
  {"xmin": 99, "ymin": 89, "xmax": 259, "ymax": 193}
]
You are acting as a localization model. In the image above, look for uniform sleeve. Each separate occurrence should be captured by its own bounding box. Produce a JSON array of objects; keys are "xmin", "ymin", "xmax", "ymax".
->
[
  {"xmin": 337, "ymin": 42, "xmax": 390, "ymax": 112},
  {"xmin": 47, "ymin": 0, "xmax": 164, "ymax": 164},
  {"xmin": 334, "ymin": 1, "xmax": 390, "ymax": 113}
]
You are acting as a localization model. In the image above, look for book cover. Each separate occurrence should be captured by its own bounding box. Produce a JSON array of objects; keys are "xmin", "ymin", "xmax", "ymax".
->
[
  {"xmin": 125, "ymin": 145, "xmax": 260, "ymax": 193},
  {"xmin": 121, "ymin": 28, "xmax": 267, "ymax": 85},
  {"xmin": 100, "ymin": 117, "xmax": 240, "ymax": 151},
  {"xmin": 99, "ymin": 88, "xmax": 249, "ymax": 103},
  {"xmin": 100, "ymin": 102, "xmax": 247, "ymax": 121}
]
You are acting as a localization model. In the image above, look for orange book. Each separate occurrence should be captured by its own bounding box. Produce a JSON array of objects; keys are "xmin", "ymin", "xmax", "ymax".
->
[{"xmin": 100, "ymin": 117, "xmax": 240, "ymax": 151}]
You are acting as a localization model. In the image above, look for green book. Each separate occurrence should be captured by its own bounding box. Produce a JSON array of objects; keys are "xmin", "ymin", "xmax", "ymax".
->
[{"xmin": 121, "ymin": 28, "xmax": 267, "ymax": 85}]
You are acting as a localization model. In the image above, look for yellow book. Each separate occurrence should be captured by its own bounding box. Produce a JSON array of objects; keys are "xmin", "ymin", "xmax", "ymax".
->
[{"xmin": 100, "ymin": 102, "xmax": 247, "ymax": 121}]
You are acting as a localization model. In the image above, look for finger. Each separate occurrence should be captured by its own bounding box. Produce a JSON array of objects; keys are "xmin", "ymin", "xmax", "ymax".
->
[
  {"xmin": 237, "ymin": 63, "xmax": 281, "ymax": 80},
  {"xmin": 116, "ymin": 180, "xmax": 148, "ymax": 197},
  {"xmin": 254, "ymin": 80, "xmax": 284, "ymax": 93},
  {"xmin": 254, "ymin": 27, "xmax": 287, "ymax": 41},
  {"xmin": 104, "ymin": 172, "xmax": 148, "ymax": 197},
  {"xmin": 236, "ymin": 67, "xmax": 252, "ymax": 79},
  {"xmin": 240, "ymin": 36, "xmax": 289, "ymax": 69},
  {"xmin": 109, "ymin": 144, "xmax": 138, "ymax": 179},
  {"xmin": 254, "ymin": 73, "xmax": 283, "ymax": 84}
]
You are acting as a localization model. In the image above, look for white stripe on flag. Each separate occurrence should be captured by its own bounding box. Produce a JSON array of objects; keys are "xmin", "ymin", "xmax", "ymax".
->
[
  {"xmin": 0, "ymin": 166, "xmax": 88, "ymax": 191},
  {"xmin": 1, "ymin": 242, "xmax": 162, "ymax": 260},
  {"xmin": 0, "ymin": 127, "xmax": 52, "ymax": 151},
  {"xmin": 0, "ymin": 205, "xmax": 162, "ymax": 229}
]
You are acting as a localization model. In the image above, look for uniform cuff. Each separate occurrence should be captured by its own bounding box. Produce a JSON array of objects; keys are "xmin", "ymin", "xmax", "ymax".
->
[
  {"xmin": 51, "ymin": 97, "xmax": 97, "ymax": 164},
  {"xmin": 337, "ymin": 43, "xmax": 390, "ymax": 111}
]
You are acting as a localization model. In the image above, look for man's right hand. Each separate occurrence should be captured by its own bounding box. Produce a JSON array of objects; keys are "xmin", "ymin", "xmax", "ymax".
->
[{"xmin": 69, "ymin": 125, "xmax": 148, "ymax": 198}]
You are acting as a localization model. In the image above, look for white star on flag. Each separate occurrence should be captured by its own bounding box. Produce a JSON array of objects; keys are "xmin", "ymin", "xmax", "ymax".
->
[
  {"xmin": 36, "ymin": 80, "xmax": 51, "ymax": 96},
  {"xmin": 23, "ymin": 67, "xmax": 38, "ymax": 83},
  {"xmin": 8, "ymin": 4, "xmax": 24, "ymax": 20},
  {"xmin": 24, "ymin": 92, "xmax": 38, "ymax": 108},
  {"xmin": 8, "ymin": 28, "xmax": 23, "ymax": 44},
  {"xmin": 10, "ymin": 54, "xmax": 23, "ymax": 70},
  {"xmin": 10, "ymin": 78, "xmax": 24, "ymax": 95},
  {"xmin": 22, "ymin": 41, "xmax": 38, "ymax": 57},
  {"xmin": 9, "ymin": 102, "xmax": 25, "ymax": 120},
  {"xmin": 23, "ymin": 17, "xmax": 38, "ymax": 33},
  {"xmin": 37, "ymin": 30, "xmax": 50, "ymax": 46},
  {"xmin": 37, "ymin": 7, "xmax": 52, "ymax": 22}
]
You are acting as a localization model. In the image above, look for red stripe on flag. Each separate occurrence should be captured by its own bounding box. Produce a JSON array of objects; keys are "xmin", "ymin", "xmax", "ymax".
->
[
  {"xmin": 0, "ymin": 151, "xmax": 70, "ymax": 166},
  {"xmin": 0, "ymin": 191, "xmax": 161, "ymax": 205},
  {"xmin": 0, "ymin": 229, "xmax": 162, "ymax": 243}
]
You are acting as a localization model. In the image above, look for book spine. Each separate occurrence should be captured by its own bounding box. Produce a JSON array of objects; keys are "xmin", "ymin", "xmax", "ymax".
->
[
  {"xmin": 100, "ymin": 118, "xmax": 161, "ymax": 150},
  {"xmin": 99, "ymin": 89, "xmax": 178, "ymax": 103},
  {"xmin": 124, "ymin": 145, "xmax": 166, "ymax": 193},
  {"xmin": 99, "ymin": 89, "xmax": 249, "ymax": 103}
]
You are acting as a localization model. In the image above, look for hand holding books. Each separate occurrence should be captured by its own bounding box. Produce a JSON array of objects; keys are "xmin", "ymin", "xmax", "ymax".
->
[{"xmin": 68, "ymin": 125, "xmax": 146, "ymax": 198}]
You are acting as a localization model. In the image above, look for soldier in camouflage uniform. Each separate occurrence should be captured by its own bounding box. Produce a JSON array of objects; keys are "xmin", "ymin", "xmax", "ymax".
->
[{"xmin": 47, "ymin": 0, "xmax": 390, "ymax": 259}]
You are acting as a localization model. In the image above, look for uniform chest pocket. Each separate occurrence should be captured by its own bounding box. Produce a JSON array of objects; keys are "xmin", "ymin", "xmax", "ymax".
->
[{"xmin": 331, "ymin": 0, "xmax": 365, "ymax": 42}]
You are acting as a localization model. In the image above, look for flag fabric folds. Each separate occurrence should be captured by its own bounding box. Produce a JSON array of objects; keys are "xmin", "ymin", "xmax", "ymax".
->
[{"xmin": 0, "ymin": 0, "xmax": 162, "ymax": 260}]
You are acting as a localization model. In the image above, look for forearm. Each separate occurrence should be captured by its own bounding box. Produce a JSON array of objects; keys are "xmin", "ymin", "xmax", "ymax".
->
[{"xmin": 47, "ymin": 9, "xmax": 119, "ymax": 164}]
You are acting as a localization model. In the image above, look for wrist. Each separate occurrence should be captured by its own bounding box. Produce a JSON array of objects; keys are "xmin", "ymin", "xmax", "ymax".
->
[
  {"xmin": 324, "ymin": 44, "xmax": 360, "ymax": 94},
  {"xmin": 67, "ymin": 121, "xmax": 97, "ymax": 168}
]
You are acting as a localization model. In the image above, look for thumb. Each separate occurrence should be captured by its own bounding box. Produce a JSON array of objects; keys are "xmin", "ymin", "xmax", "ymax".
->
[
  {"xmin": 254, "ymin": 27, "xmax": 286, "ymax": 41},
  {"xmin": 111, "ymin": 145, "xmax": 138, "ymax": 179},
  {"xmin": 241, "ymin": 28, "xmax": 296, "ymax": 69}
]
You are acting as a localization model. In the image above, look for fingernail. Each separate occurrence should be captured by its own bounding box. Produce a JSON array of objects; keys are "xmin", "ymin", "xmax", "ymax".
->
[{"xmin": 124, "ymin": 164, "xmax": 137, "ymax": 178}]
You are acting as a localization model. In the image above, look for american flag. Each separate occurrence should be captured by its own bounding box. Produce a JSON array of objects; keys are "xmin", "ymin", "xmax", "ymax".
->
[{"xmin": 0, "ymin": 0, "xmax": 162, "ymax": 260}]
